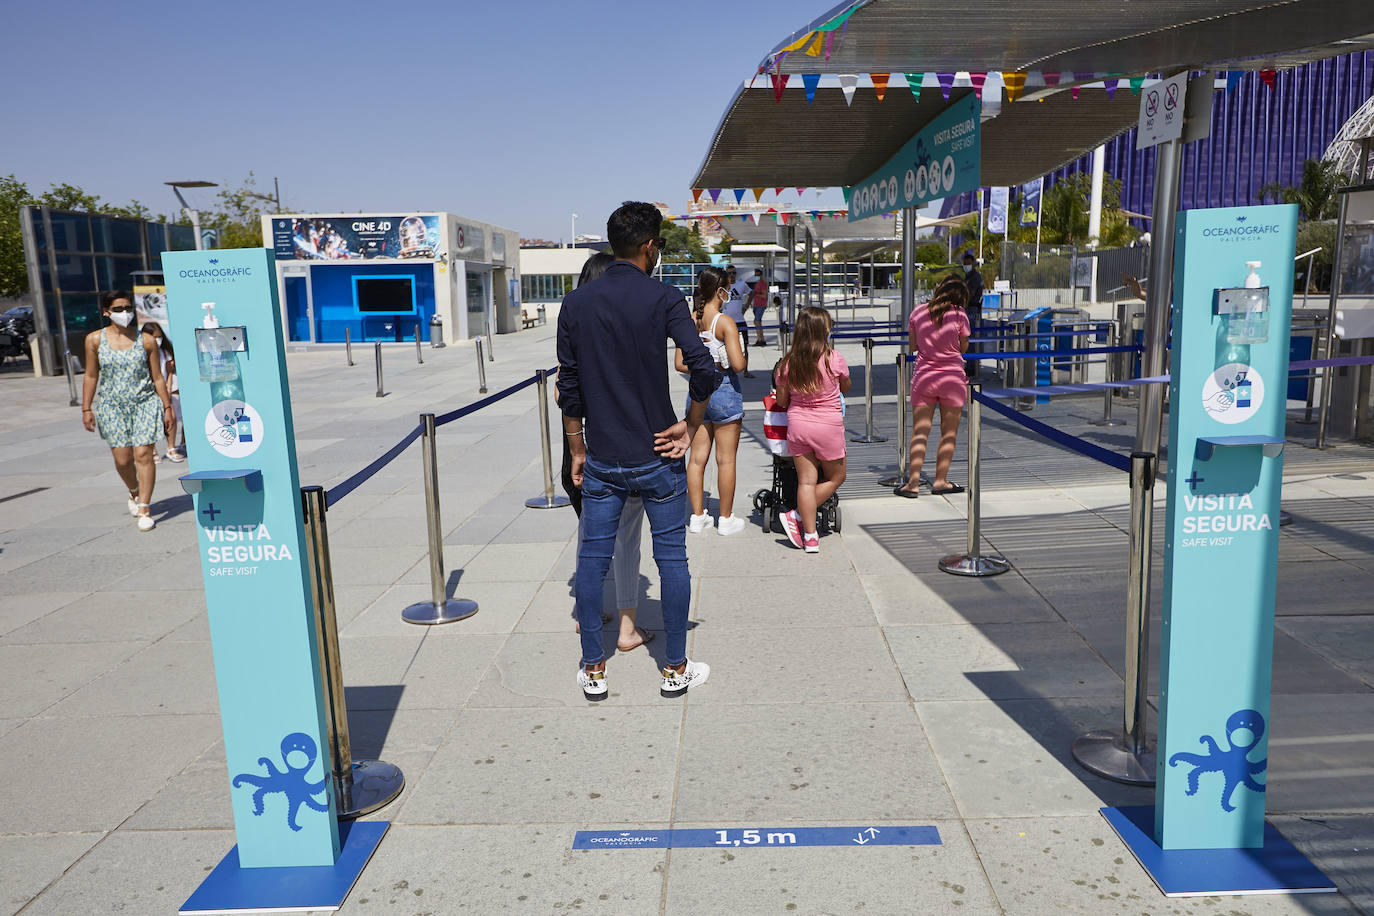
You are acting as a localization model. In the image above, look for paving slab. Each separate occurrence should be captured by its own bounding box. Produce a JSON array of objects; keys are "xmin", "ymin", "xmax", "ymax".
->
[
  {"xmin": 342, "ymin": 580, "xmax": 540, "ymax": 637},
  {"xmin": 0, "ymin": 591, "xmax": 88, "ymax": 638},
  {"xmin": 1278, "ymin": 616, "xmax": 1374, "ymax": 687},
  {"xmin": 44, "ymin": 638, "xmax": 220, "ymax": 717},
  {"xmin": 0, "ymin": 832, "xmax": 105, "ymax": 914},
  {"xmin": 1271, "ymin": 814, "xmax": 1374, "ymax": 912},
  {"xmin": 0, "ymin": 588, "xmax": 204, "ymax": 646},
  {"xmin": 1267, "ymin": 694, "xmax": 1374, "ymax": 815},
  {"xmin": 0, "ymin": 641, "xmax": 145, "ymax": 718}
]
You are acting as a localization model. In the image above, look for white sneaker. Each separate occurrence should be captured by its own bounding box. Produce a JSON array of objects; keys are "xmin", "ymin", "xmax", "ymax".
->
[
  {"xmin": 136, "ymin": 512, "xmax": 156, "ymax": 532},
  {"xmin": 661, "ymin": 659, "xmax": 710, "ymax": 698},
  {"xmin": 716, "ymin": 515, "xmax": 746, "ymax": 536},
  {"xmin": 687, "ymin": 513, "xmax": 714, "ymax": 533},
  {"xmin": 127, "ymin": 493, "xmax": 139, "ymax": 517},
  {"xmin": 578, "ymin": 664, "xmax": 607, "ymax": 701},
  {"xmin": 780, "ymin": 510, "xmax": 804, "ymax": 549},
  {"xmin": 803, "ymin": 532, "xmax": 820, "ymax": 554}
]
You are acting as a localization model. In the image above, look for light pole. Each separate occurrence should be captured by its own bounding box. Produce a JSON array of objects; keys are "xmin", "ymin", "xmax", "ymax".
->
[
  {"xmin": 570, "ymin": 213, "xmax": 578, "ymax": 249},
  {"xmin": 243, "ymin": 177, "xmax": 282, "ymax": 212},
  {"xmin": 165, "ymin": 180, "xmax": 218, "ymax": 250}
]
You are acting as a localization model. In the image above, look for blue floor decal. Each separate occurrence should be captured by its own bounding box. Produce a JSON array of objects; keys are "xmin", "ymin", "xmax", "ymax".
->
[{"xmin": 573, "ymin": 825, "xmax": 941, "ymax": 850}]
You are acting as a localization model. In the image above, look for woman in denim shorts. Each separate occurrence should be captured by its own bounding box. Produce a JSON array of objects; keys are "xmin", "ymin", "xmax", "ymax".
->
[{"xmin": 674, "ymin": 266, "xmax": 748, "ymax": 536}]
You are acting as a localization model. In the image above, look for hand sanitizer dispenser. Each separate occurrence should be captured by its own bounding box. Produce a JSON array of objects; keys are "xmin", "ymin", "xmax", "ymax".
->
[
  {"xmin": 1214, "ymin": 261, "xmax": 1270, "ymax": 345},
  {"xmin": 195, "ymin": 303, "xmax": 247, "ymax": 382}
]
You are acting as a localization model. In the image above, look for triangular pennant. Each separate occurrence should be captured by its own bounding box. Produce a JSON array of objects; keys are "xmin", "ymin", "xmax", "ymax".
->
[
  {"xmin": 954, "ymin": 71, "xmax": 972, "ymax": 88},
  {"xmin": 1042, "ymin": 72, "xmax": 1061, "ymax": 88},
  {"xmin": 1226, "ymin": 70, "xmax": 1244, "ymax": 92},
  {"xmin": 1103, "ymin": 78, "xmax": 1118, "ymax": 100},
  {"xmin": 1073, "ymin": 71, "xmax": 1093, "ymax": 88},
  {"xmin": 802, "ymin": 72, "xmax": 820, "ymax": 105},
  {"xmin": 838, "ymin": 74, "xmax": 858, "ymax": 106},
  {"xmin": 1072, "ymin": 86, "xmax": 1080, "ymax": 100},
  {"xmin": 1259, "ymin": 69, "xmax": 1276, "ymax": 90},
  {"xmin": 969, "ymin": 72, "xmax": 987, "ymax": 98},
  {"xmin": 904, "ymin": 73, "xmax": 923, "ymax": 101},
  {"xmin": 1025, "ymin": 71, "xmax": 1046, "ymax": 89},
  {"xmin": 770, "ymin": 72, "xmax": 789, "ymax": 102},
  {"xmin": 796, "ymin": 187, "xmax": 807, "ymax": 195},
  {"xmin": 870, "ymin": 73, "xmax": 890, "ymax": 101},
  {"xmin": 1002, "ymin": 72, "xmax": 1026, "ymax": 102},
  {"xmin": 692, "ymin": 189, "xmax": 703, "ymax": 203},
  {"xmin": 753, "ymin": 188, "xmax": 765, "ymax": 202},
  {"xmin": 778, "ymin": 212, "xmax": 789, "ymax": 224},
  {"xmin": 842, "ymin": 187, "xmax": 851, "ymax": 203},
  {"xmin": 774, "ymin": 188, "xmax": 785, "ymax": 195},
  {"xmin": 936, "ymin": 72, "xmax": 955, "ymax": 99},
  {"xmin": 1130, "ymin": 76, "xmax": 1145, "ymax": 94},
  {"xmin": 805, "ymin": 31, "xmax": 824, "ymax": 57},
  {"xmin": 981, "ymin": 93, "xmax": 1001, "ymax": 119},
  {"xmin": 733, "ymin": 189, "xmax": 746, "ymax": 204},
  {"xmin": 750, "ymin": 213, "xmax": 760, "ymax": 225},
  {"xmin": 707, "ymin": 189, "xmax": 721, "ymax": 203},
  {"xmin": 810, "ymin": 210, "xmax": 820, "ymax": 219}
]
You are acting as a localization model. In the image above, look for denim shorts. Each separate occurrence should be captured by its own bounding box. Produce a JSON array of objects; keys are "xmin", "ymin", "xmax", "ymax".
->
[{"xmin": 688, "ymin": 370, "xmax": 743, "ymax": 424}]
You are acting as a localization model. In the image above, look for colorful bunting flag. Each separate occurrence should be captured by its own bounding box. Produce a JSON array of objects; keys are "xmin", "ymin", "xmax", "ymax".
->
[
  {"xmin": 750, "ymin": 213, "xmax": 760, "ymax": 225},
  {"xmin": 796, "ymin": 187, "xmax": 807, "ymax": 195},
  {"xmin": 774, "ymin": 188, "xmax": 785, "ymax": 195},
  {"xmin": 1130, "ymin": 76, "xmax": 1145, "ymax": 94},
  {"xmin": 707, "ymin": 189, "xmax": 721, "ymax": 203},
  {"xmin": 1104, "ymin": 78, "xmax": 1118, "ymax": 100},
  {"xmin": 842, "ymin": 187, "xmax": 851, "ymax": 203},
  {"xmin": 1260, "ymin": 69, "xmax": 1276, "ymax": 90},
  {"xmin": 1042, "ymin": 72, "xmax": 1061, "ymax": 88},
  {"xmin": 806, "ymin": 31, "xmax": 824, "ymax": 57},
  {"xmin": 692, "ymin": 189, "xmax": 702, "ymax": 203},
  {"xmin": 751, "ymin": 188, "xmax": 764, "ymax": 202},
  {"xmin": 838, "ymin": 74, "xmax": 858, "ymax": 106},
  {"xmin": 770, "ymin": 72, "xmax": 789, "ymax": 102},
  {"xmin": 1025, "ymin": 71, "xmax": 1046, "ymax": 90},
  {"xmin": 1002, "ymin": 71, "xmax": 1026, "ymax": 102},
  {"xmin": 1226, "ymin": 71, "xmax": 1243, "ymax": 92},
  {"xmin": 824, "ymin": 31, "xmax": 834, "ymax": 60},
  {"xmin": 936, "ymin": 72, "xmax": 955, "ymax": 99},
  {"xmin": 802, "ymin": 72, "xmax": 820, "ymax": 105},
  {"xmin": 870, "ymin": 73, "xmax": 890, "ymax": 101},
  {"xmin": 969, "ymin": 72, "xmax": 986, "ymax": 98},
  {"xmin": 904, "ymin": 73, "xmax": 923, "ymax": 101},
  {"xmin": 733, "ymin": 189, "xmax": 746, "ymax": 204}
]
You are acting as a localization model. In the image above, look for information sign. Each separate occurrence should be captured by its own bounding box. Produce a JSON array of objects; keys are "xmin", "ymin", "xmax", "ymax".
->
[
  {"xmin": 848, "ymin": 93, "xmax": 980, "ymax": 220},
  {"xmin": 1136, "ymin": 72, "xmax": 1188, "ymax": 150}
]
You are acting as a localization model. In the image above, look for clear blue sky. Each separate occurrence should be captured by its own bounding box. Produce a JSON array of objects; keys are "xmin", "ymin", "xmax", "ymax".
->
[{"xmin": 2, "ymin": 0, "xmax": 845, "ymax": 241}]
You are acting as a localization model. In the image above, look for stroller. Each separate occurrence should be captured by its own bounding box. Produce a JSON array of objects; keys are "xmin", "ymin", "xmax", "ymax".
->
[{"xmin": 752, "ymin": 391, "xmax": 842, "ymax": 536}]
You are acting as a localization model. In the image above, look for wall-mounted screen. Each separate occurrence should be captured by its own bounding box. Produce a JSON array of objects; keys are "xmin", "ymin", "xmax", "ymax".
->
[{"xmin": 354, "ymin": 276, "xmax": 417, "ymax": 314}]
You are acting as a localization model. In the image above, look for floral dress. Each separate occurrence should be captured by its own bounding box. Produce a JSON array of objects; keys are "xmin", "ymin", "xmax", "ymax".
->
[{"xmin": 94, "ymin": 328, "xmax": 161, "ymax": 447}]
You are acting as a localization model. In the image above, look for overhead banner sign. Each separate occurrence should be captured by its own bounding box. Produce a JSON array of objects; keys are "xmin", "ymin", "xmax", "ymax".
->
[
  {"xmin": 271, "ymin": 215, "xmax": 441, "ymax": 261},
  {"xmin": 848, "ymin": 93, "xmax": 980, "ymax": 221},
  {"xmin": 1137, "ymin": 71, "xmax": 1188, "ymax": 150},
  {"xmin": 1020, "ymin": 178, "xmax": 1043, "ymax": 227},
  {"xmin": 988, "ymin": 187, "xmax": 1009, "ymax": 234}
]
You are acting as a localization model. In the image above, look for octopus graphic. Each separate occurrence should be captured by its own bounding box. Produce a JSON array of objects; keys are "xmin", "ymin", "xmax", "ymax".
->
[
  {"xmin": 1167, "ymin": 709, "xmax": 1268, "ymax": 813},
  {"xmin": 231, "ymin": 733, "xmax": 331, "ymax": 831}
]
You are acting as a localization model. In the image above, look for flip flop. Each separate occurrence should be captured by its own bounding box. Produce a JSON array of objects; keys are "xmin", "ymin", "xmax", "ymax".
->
[
  {"xmin": 931, "ymin": 484, "xmax": 965, "ymax": 495},
  {"xmin": 574, "ymin": 612, "xmax": 615, "ymax": 634},
  {"xmin": 617, "ymin": 627, "xmax": 656, "ymax": 652},
  {"xmin": 892, "ymin": 486, "xmax": 919, "ymax": 498}
]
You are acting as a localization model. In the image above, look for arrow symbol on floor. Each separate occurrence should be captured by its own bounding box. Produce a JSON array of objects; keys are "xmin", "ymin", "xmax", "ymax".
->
[
  {"xmin": 853, "ymin": 834, "xmax": 869, "ymax": 845},
  {"xmin": 865, "ymin": 827, "xmax": 880, "ymax": 838}
]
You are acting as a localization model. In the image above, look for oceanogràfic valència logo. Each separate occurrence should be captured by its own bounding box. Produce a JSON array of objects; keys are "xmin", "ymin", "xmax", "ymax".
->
[
  {"xmin": 1200, "ymin": 214, "xmax": 1282, "ymax": 241},
  {"xmin": 179, "ymin": 257, "xmax": 253, "ymax": 284}
]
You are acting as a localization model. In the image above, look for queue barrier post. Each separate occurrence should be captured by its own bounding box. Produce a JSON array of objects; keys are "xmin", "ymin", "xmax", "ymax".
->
[
  {"xmin": 374, "ymin": 341, "xmax": 384, "ymax": 398},
  {"xmin": 525, "ymin": 369, "xmax": 572, "ymax": 509},
  {"xmin": 301, "ymin": 485, "xmax": 405, "ymax": 815},
  {"xmin": 402, "ymin": 414, "xmax": 479, "ymax": 625},
  {"xmin": 938, "ymin": 381, "xmax": 1011, "ymax": 577},
  {"xmin": 484, "ymin": 318, "xmax": 495, "ymax": 362},
  {"xmin": 475, "ymin": 337, "xmax": 488, "ymax": 393},
  {"xmin": 1071, "ymin": 451, "xmax": 1157, "ymax": 785},
  {"xmin": 850, "ymin": 337, "xmax": 888, "ymax": 444},
  {"xmin": 345, "ymin": 327, "xmax": 354, "ymax": 366},
  {"xmin": 880, "ymin": 353, "xmax": 909, "ymax": 488},
  {"xmin": 414, "ymin": 323, "xmax": 423, "ymax": 365}
]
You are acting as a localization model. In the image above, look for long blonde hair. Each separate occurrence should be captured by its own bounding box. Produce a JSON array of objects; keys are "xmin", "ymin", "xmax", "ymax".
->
[{"xmin": 781, "ymin": 306, "xmax": 833, "ymax": 393}]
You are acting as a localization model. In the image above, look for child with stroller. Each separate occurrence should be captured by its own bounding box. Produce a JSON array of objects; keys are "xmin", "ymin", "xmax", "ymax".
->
[{"xmin": 771, "ymin": 306, "xmax": 849, "ymax": 553}]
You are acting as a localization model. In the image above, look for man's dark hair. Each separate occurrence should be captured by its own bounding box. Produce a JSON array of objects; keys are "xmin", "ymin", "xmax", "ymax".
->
[
  {"xmin": 607, "ymin": 201, "xmax": 663, "ymax": 258},
  {"xmin": 962, "ymin": 251, "xmax": 976, "ymax": 262}
]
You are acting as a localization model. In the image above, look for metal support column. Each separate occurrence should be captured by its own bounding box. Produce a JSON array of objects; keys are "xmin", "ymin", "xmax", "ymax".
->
[
  {"xmin": 804, "ymin": 229, "xmax": 814, "ymax": 309},
  {"xmin": 402, "ymin": 414, "xmax": 479, "ymax": 625},
  {"xmin": 475, "ymin": 337, "xmax": 488, "ymax": 393},
  {"xmin": 880, "ymin": 353, "xmax": 910, "ymax": 488},
  {"xmin": 1316, "ymin": 189, "xmax": 1351, "ymax": 449},
  {"xmin": 525, "ymin": 369, "xmax": 572, "ymax": 509},
  {"xmin": 1135, "ymin": 137, "xmax": 1182, "ymax": 463},
  {"xmin": 850, "ymin": 338, "xmax": 887, "ymax": 443},
  {"xmin": 301, "ymin": 486, "xmax": 404, "ymax": 816},
  {"xmin": 414, "ymin": 323, "xmax": 423, "ymax": 364},
  {"xmin": 938, "ymin": 381, "xmax": 1011, "ymax": 577},
  {"xmin": 344, "ymin": 327, "xmax": 354, "ymax": 366},
  {"xmin": 1071, "ymin": 452, "xmax": 1157, "ymax": 785},
  {"xmin": 374, "ymin": 342, "xmax": 384, "ymax": 397}
]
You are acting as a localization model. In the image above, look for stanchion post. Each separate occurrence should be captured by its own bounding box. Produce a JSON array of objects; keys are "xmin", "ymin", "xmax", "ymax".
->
[
  {"xmin": 374, "ymin": 341, "xmax": 384, "ymax": 397},
  {"xmin": 1071, "ymin": 451, "xmax": 1157, "ymax": 785},
  {"xmin": 484, "ymin": 318, "xmax": 495, "ymax": 362},
  {"xmin": 525, "ymin": 369, "xmax": 572, "ymax": 509},
  {"xmin": 475, "ymin": 337, "xmax": 488, "ymax": 393},
  {"xmin": 402, "ymin": 414, "xmax": 479, "ymax": 625},
  {"xmin": 414, "ymin": 322, "xmax": 423, "ymax": 365},
  {"xmin": 880, "ymin": 353, "xmax": 909, "ymax": 488},
  {"xmin": 850, "ymin": 337, "xmax": 888, "ymax": 443},
  {"xmin": 345, "ymin": 327, "xmax": 354, "ymax": 366},
  {"xmin": 938, "ymin": 381, "xmax": 1011, "ymax": 577},
  {"xmin": 301, "ymin": 485, "xmax": 404, "ymax": 816}
]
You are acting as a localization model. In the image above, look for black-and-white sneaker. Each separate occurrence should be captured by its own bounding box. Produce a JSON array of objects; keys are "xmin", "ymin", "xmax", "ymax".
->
[
  {"xmin": 578, "ymin": 665, "xmax": 607, "ymax": 701},
  {"xmin": 660, "ymin": 659, "xmax": 710, "ymax": 698}
]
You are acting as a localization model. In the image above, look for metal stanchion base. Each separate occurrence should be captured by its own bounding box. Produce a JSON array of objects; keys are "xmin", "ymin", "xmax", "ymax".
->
[
  {"xmin": 1279, "ymin": 510, "xmax": 1293, "ymax": 527},
  {"xmin": 938, "ymin": 553, "xmax": 1011, "ymax": 577},
  {"xmin": 524, "ymin": 494, "xmax": 572, "ymax": 509},
  {"xmin": 336, "ymin": 759, "xmax": 405, "ymax": 819},
  {"xmin": 1071, "ymin": 730, "xmax": 1157, "ymax": 786},
  {"xmin": 879, "ymin": 473, "xmax": 930, "ymax": 488},
  {"xmin": 850, "ymin": 433, "xmax": 889, "ymax": 443},
  {"xmin": 1090, "ymin": 417, "xmax": 1127, "ymax": 427},
  {"xmin": 402, "ymin": 598, "xmax": 479, "ymax": 625}
]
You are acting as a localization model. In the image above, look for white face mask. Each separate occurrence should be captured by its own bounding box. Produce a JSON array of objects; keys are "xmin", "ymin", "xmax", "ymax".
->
[
  {"xmin": 109, "ymin": 311, "xmax": 135, "ymax": 327},
  {"xmin": 963, "ymin": 264, "xmax": 973, "ymax": 274}
]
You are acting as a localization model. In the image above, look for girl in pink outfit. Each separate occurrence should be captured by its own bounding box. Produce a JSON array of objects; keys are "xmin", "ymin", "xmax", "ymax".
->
[
  {"xmin": 772, "ymin": 307, "xmax": 850, "ymax": 553},
  {"xmin": 896, "ymin": 276, "xmax": 971, "ymax": 498}
]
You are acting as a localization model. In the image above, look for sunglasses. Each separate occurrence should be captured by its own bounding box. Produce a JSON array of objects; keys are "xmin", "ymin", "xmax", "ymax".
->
[{"xmin": 107, "ymin": 305, "xmax": 135, "ymax": 313}]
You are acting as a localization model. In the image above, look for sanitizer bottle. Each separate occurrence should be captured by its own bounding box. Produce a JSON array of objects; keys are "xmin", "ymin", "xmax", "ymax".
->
[
  {"xmin": 1227, "ymin": 262, "xmax": 1270, "ymax": 345},
  {"xmin": 196, "ymin": 303, "xmax": 241, "ymax": 382}
]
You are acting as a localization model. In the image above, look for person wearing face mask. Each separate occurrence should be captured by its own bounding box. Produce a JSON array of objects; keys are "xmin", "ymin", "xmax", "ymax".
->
[
  {"xmin": 81, "ymin": 290, "xmax": 175, "ymax": 531},
  {"xmin": 960, "ymin": 251, "xmax": 985, "ymax": 378}
]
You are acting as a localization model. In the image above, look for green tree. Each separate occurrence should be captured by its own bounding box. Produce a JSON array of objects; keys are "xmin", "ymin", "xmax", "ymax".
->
[
  {"xmin": 712, "ymin": 231, "xmax": 737, "ymax": 255},
  {"xmin": 1260, "ymin": 158, "xmax": 1344, "ymax": 221},
  {"xmin": 0, "ymin": 175, "xmax": 36, "ymax": 298},
  {"xmin": 203, "ymin": 172, "xmax": 280, "ymax": 249}
]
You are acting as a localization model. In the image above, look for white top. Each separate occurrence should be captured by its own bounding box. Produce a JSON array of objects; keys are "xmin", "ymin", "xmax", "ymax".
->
[
  {"xmin": 699, "ymin": 313, "xmax": 730, "ymax": 369},
  {"xmin": 724, "ymin": 281, "xmax": 750, "ymax": 322}
]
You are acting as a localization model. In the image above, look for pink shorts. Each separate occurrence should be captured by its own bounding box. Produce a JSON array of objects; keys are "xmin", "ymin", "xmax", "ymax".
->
[
  {"xmin": 786, "ymin": 413, "xmax": 847, "ymax": 461},
  {"xmin": 911, "ymin": 365, "xmax": 968, "ymax": 407}
]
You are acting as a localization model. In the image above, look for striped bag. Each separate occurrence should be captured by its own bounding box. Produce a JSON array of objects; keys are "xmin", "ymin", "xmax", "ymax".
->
[{"xmin": 762, "ymin": 393, "xmax": 791, "ymax": 457}]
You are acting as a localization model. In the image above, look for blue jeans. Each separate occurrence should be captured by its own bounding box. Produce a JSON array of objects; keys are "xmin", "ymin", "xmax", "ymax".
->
[{"xmin": 577, "ymin": 456, "xmax": 690, "ymax": 667}]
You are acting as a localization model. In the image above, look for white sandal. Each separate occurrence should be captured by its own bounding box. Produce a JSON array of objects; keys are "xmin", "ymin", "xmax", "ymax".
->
[
  {"xmin": 127, "ymin": 491, "xmax": 140, "ymax": 517},
  {"xmin": 136, "ymin": 504, "xmax": 156, "ymax": 531}
]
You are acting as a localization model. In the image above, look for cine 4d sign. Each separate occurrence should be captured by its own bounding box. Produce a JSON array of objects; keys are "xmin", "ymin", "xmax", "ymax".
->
[{"xmin": 848, "ymin": 93, "xmax": 980, "ymax": 221}]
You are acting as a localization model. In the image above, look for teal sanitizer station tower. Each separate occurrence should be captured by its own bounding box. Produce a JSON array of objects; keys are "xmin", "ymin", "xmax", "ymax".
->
[
  {"xmin": 163, "ymin": 249, "xmax": 387, "ymax": 914},
  {"xmin": 1101, "ymin": 204, "xmax": 1334, "ymax": 897}
]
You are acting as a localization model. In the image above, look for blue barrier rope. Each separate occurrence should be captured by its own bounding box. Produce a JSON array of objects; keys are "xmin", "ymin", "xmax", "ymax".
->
[
  {"xmin": 973, "ymin": 391, "xmax": 1131, "ymax": 473},
  {"xmin": 325, "ymin": 423, "xmax": 424, "ymax": 508},
  {"xmin": 969, "ymin": 329, "xmax": 1108, "ymax": 342},
  {"xmin": 967, "ymin": 345, "xmax": 1142, "ymax": 360},
  {"xmin": 434, "ymin": 372, "xmax": 542, "ymax": 427}
]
